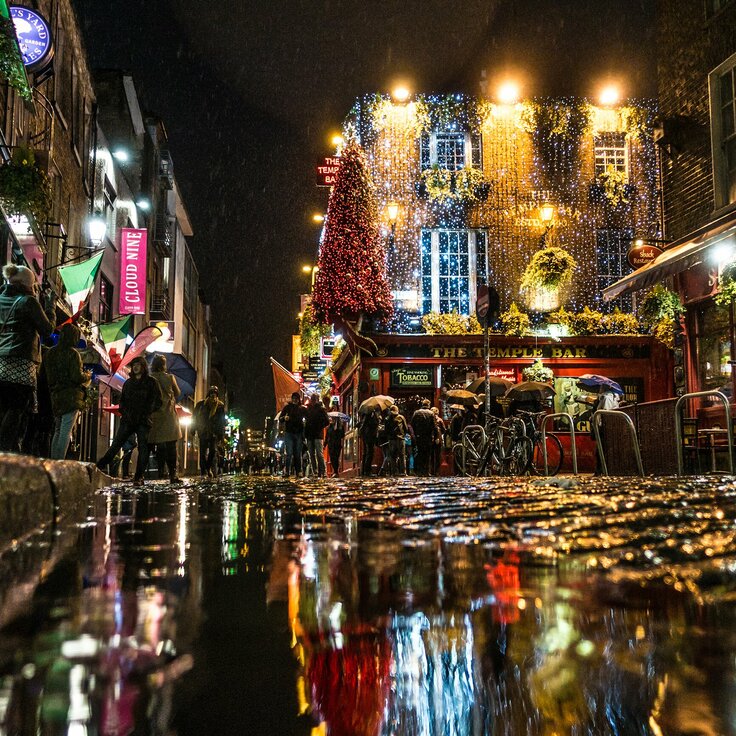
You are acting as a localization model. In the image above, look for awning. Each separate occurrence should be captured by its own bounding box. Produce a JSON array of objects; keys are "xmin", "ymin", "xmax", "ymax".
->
[{"xmin": 603, "ymin": 209, "xmax": 736, "ymax": 301}]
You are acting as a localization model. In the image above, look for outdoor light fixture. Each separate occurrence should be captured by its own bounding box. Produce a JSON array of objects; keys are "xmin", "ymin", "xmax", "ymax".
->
[
  {"xmin": 599, "ymin": 85, "xmax": 620, "ymax": 106},
  {"xmin": 392, "ymin": 85, "xmax": 411, "ymax": 103},
  {"xmin": 302, "ymin": 265, "xmax": 312, "ymax": 273},
  {"xmin": 497, "ymin": 81, "xmax": 520, "ymax": 105},
  {"xmin": 87, "ymin": 212, "xmax": 107, "ymax": 246},
  {"xmin": 112, "ymin": 148, "xmax": 129, "ymax": 162},
  {"xmin": 135, "ymin": 197, "xmax": 150, "ymax": 211},
  {"xmin": 539, "ymin": 203, "xmax": 555, "ymax": 223},
  {"xmin": 387, "ymin": 201, "xmax": 399, "ymax": 225},
  {"xmin": 331, "ymin": 134, "xmax": 344, "ymax": 150},
  {"xmin": 712, "ymin": 241, "xmax": 736, "ymax": 266},
  {"xmin": 312, "ymin": 213, "xmax": 325, "ymax": 223}
]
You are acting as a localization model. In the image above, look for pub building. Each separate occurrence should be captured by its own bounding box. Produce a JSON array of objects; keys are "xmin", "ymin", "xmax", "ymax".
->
[{"xmin": 324, "ymin": 91, "xmax": 669, "ymax": 474}]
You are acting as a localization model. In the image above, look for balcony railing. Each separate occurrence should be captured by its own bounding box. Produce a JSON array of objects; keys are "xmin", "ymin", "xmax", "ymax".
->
[
  {"xmin": 150, "ymin": 290, "xmax": 171, "ymax": 320},
  {"xmin": 153, "ymin": 211, "xmax": 174, "ymax": 256}
]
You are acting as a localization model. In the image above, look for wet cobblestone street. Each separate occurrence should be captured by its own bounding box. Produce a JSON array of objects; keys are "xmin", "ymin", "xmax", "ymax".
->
[{"xmin": 3, "ymin": 473, "xmax": 736, "ymax": 734}]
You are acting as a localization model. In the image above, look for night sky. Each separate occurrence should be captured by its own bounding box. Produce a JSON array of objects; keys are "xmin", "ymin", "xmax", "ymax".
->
[{"xmin": 73, "ymin": 0, "xmax": 655, "ymax": 426}]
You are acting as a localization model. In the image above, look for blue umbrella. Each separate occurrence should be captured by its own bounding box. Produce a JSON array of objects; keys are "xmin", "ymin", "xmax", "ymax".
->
[
  {"xmin": 577, "ymin": 373, "xmax": 624, "ymax": 395},
  {"xmin": 148, "ymin": 353, "xmax": 197, "ymax": 398},
  {"xmin": 328, "ymin": 411, "xmax": 350, "ymax": 422}
]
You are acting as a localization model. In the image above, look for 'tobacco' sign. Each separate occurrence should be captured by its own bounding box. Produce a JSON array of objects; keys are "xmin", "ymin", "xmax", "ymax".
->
[
  {"xmin": 316, "ymin": 157, "xmax": 340, "ymax": 187},
  {"xmin": 119, "ymin": 228, "xmax": 147, "ymax": 315}
]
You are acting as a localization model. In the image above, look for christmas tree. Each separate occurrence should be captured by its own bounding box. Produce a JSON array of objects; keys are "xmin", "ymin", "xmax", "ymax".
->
[{"xmin": 312, "ymin": 141, "xmax": 393, "ymax": 326}]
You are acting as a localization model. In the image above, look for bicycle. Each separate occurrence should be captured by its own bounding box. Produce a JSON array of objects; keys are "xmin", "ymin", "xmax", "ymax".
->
[
  {"xmin": 516, "ymin": 409, "xmax": 564, "ymax": 476},
  {"xmin": 475, "ymin": 416, "xmax": 533, "ymax": 477}
]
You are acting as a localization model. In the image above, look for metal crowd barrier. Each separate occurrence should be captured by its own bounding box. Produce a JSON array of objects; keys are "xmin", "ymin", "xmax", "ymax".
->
[
  {"xmin": 674, "ymin": 390, "xmax": 733, "ymax": 476},
  {"xmin": 540, "ymin": 412, "xmax": 578, "ymax": 475},
  {"xmin": 592, "ymin": 409, "xmax": 644, "ymax": 477}
]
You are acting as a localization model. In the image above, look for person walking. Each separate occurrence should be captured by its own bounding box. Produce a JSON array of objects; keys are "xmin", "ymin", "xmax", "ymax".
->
[
  {"xmin": 0, "ymin": 264, "xmax": 56, "ymax": 452},
  {"xmin": 279, "ymin": 391, "xmax": 307, "ymax": 477},
  {"xmin": 96, "ymin": 356, "xmax": 162, "ymax": 486},
  {"xmin": 326, "ymin": 415, "xmax": 345, "ymax": 477},
  {"xmin": 386, "ymin": 405, "xmax": 408, "ymax": 476},
  {"xmin": 304, "ymin": 393, "xmax": 329, "ymax": 478},
  {"xmin": 44, "ymin": 322, "xmax": 91, "ymax": 460},
  {"xmin": 430, "ymin": 406, "xmax": 445, "ymax": 476},
  {"xmin": 358, "ymin": 407, "xmax": 380, "ymax": 476},
  {"xmin": 411, "ymin": 399, "xmax": 436, "ymax": 477},
  {"xmin": 148, "ymin": 355, "xmax": 182, "ymax": 483},
  {"xmin": 193, "ymin": 386, "xmax": 227, "ymax": 477}
]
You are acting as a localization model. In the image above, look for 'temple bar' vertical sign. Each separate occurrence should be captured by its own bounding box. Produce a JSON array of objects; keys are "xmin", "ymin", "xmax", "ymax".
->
[{"xmin": 119, "ymin": 228, "xmax": 147, "ymax": 315}]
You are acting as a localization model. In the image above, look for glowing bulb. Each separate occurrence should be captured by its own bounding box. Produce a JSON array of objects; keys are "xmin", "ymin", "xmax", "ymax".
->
[
  {"xmin": 387, "ymin": 201, "xmax": 399, "ymax": 223},
  {"xmin": 392, "ymin": 85, "xmax": 410, "ymax": 103},
  {"xmin": 312, "ymin": 213, "xmax": 325, "ymax": 223},
  {"xmin": 599, "ymin": 85, "xmax": 620, "ymax": 106},
  {"xmin": 497, "ymin": 81, "xmax": 520, "ymax": 105},
  {"xmin": 331, "ymin": 134, "xmax": 344, "ymax": 148},
  {"xmin": 539, "ymin": 203, "xmax": 555, "ymax": 223}
]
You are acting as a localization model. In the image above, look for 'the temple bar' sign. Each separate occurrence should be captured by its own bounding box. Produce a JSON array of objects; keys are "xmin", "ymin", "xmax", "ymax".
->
[{"xmin": 316, "ymin": 157, "xmax": 340, "ymax": 187}]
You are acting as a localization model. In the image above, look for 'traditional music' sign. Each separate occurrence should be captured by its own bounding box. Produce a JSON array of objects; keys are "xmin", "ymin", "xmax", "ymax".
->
[
  {"xmin": 316, "ymin": 157, "xmax": 340, "ymax": 187},
  {"xmin": 119, "ymin": 228, "xmax": 147, "ymax": 315},
  {"xmin": 10, "ymin": 6, "xmax": 52, "ymax": 69},
  {"xmin": 390, "ymin": 367, "xmax": 434, "ymax": 389}
]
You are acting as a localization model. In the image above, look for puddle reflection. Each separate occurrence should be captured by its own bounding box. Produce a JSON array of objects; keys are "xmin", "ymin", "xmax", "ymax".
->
[{"xmin": 1, "ymin": 476, "xmax": 736, "ymax": 734}]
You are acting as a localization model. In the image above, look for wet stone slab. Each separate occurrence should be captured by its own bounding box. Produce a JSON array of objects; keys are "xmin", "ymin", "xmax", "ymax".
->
[{"xmin": 1, "ymin": 474, "xmax": 736, "ymax": 735}]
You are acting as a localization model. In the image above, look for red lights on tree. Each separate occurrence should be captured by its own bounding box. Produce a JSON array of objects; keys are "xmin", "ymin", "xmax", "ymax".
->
[{"xmin": 312, "ymin": 141, "xmax": 393, "ymax": 326}]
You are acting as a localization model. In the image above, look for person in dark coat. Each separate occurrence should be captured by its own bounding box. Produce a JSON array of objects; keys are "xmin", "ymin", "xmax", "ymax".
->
[
  {"xmin": 44, "ymin": 322, "xmax": 91, "ymax": 460},
  {"xmin": 96, "ymin": 356, "xmax": 162, "ymax": 485},
  {"xmin": 278, "ymin": 391, "xmax": 307, "ymax": 477},
  {"xmin": 193, "ymin": 385, "xmax": 227, "ymax": 477},
  {"xmin": 385, "ymin": 405, "xmax": 408, "ymax": 476},
  {"xmin": 326, "ymin": 415, "xmax": 345, "ymax": 477},
  {"xmin": 358, "ymin": 408, "xmax": 380, "ymax": 476},
  {"xmin": 0, "ymin": 264, "xmax": 56, "ymax": 452},
  {"xmin": 304, "ymin": 393, "xmax": 329, "ymax": 477},
  {"xmin": 431, "ymin": 406, "xmax": 445, "ymax": 475},
  {"xmin": 411, "ymin": 399, "xmax": 436, "ymax": 477}
]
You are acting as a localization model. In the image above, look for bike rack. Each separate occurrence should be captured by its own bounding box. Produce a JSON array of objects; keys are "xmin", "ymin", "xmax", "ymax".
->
[
  {"xmin": 592, "ymin": 410, "xmax": 644, "ymax": 477},
  {"xmin": 459, "ymin": 425, "xmax": 486, "ymax": 476},
  {"xmin": 540, "ymin": 413, "xmax": 578, "ymax": 475},
  {"xmin": 674, "ymin": 390, "xmax": 732, "ymax": 476}
]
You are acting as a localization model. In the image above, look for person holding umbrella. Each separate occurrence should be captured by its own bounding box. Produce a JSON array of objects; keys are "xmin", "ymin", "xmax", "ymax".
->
[
  {"xmin": 304, "ymin": 393, "xmax": 329, "ymax": 477},
  {"xmin": 96, "ymin": 356, "xmax": 162, "ymax": 486},
  {"xmin": 326, "ymin": 413, "xmax": 345, "ymax": 477},
  {"xmin": 279, "ymin": 391, "xmax": 307, "ymax": 478},
  {"xmin": 148, "ymin": 354, "xmax": 182, "ymax": 483}
]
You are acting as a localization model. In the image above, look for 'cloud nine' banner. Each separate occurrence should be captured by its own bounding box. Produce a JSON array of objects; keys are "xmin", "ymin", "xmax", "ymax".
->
[{"xmin": 119, "ymin": 228, "xmax": 147, "ymax": 315}]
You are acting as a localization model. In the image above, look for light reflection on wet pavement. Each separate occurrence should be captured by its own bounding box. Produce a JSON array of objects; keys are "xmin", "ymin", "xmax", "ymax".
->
[{"xmin": 3, "ymin": 474, "xmax": 736, "ymax": 734}]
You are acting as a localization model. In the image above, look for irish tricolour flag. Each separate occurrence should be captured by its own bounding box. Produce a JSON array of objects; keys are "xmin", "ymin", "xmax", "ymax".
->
[{"xmin": 59, "ymin": 251, "xmax": 104, "ymax": 316}]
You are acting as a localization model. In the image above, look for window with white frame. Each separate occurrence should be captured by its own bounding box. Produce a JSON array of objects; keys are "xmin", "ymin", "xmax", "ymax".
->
[
  {"xmin": 595, "ymin": 228, "xmax": 633, "ymax": 311},
  {"xmin": 710, "ymin": 53, "xmax": 736, "ymax": 207},
  {"xmin": 594, "ymin": 133, "xmax": 627, "ymax": 177},
  {"xmin": 420, "ymin": 131, "xmax": 482, "ymax": 171},
  {"xmin": 420, "ymin": 230, "xmax": 487, "ymax": 314}
]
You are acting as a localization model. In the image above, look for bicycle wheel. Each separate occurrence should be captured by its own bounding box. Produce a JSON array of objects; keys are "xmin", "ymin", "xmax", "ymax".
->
[
  {"xmin": 531, "ymin": 433, "xmax": 563, "ymax": 476},
  {"xmin": 505, "ymin": 436, "xmax": 533, "ymax": 476},
  {"xmin": 453, "ymin": 442, "xmax": 482, "ymax": 476}
]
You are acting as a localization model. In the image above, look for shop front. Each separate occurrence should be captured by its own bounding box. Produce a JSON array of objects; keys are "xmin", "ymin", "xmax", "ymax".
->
[{"xmin": 332, "ymin": 333, "xmax": 673, "ymax": 476}]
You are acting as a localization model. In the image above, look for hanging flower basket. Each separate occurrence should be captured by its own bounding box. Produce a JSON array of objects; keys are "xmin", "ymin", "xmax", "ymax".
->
[
  {"xmin": 520, "ymin": 246, "xmax": 577, "ymax": 292},
  {"xmin": 522, "ymin": 360, "xmax": 554, "ymax": 383},
  {"xmin": 0, "ymin": 145, "xmax": 52, "ymax": 226},
  {"xmin": 420, "ymin": 165, "xmax": 492, "ymax": 204}
]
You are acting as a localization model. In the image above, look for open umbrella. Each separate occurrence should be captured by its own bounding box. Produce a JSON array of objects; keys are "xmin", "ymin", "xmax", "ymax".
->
[
  {"xmin": 328, "ymin": 411, "xmax": 350, "ymax": 422},
  {"xmin": 358, "ymin": 395, "xmax": 394, "ymax": 414},
  {"xmin": 466, "ymin": 376, "xmax": 515, "ymax": 397},
  {"xmin": 576, "ymin": 373, "xmax": 624, "ymax": 395},
  {"xmin": 445, "ymin": 388, "xmax": 480, "ymax": 406},
  {"xmin": 104, "ymin": 404, "xmax": 192, "ymax": 418},
  {"xmin": 505, "ymin": 381, "xmax": 556, "ymax": 401},
  {"xmin": 147, "ymin": 353, "xmax": 197, "ymax": 398}
]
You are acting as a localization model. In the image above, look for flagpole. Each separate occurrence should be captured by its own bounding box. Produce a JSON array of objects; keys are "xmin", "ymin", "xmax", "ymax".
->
[{"xmin": 42, "ymin": 247, "xmax": 106, "ymax": 272}]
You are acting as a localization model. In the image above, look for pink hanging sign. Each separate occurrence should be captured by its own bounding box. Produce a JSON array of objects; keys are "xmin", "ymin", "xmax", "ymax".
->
[{"xmin": 119, "ymin": 228, "xmax": 147, "ymax": 315}]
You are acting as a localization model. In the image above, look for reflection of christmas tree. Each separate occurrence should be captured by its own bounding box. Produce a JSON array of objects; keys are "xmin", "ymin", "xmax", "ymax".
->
[{"xmin": 312, "ymin": 142, "xmax": 393, "ymax": 325}]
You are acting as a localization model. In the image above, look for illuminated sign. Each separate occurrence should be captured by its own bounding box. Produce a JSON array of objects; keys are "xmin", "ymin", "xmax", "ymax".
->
[
  {"xmin": 119, "ymin": 228, "xmax": 147, "ymax": 315},
  {"xmin": 627, "ymin": 243, "xmax": 663, "ymax": 269},
  {"xmin": 10, "ymin": 6, "xmax": 52, "ymax": 69},
  {"xmin": 316, "ymin": 156, "xmax": 340, "ymax": 187},
  {"xmin": 390, "ymin": 367, "xmax": 434, "ymax": 388}
]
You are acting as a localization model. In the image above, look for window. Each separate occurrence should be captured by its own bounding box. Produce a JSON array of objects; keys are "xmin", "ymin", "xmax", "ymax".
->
[
  {"xmin": 696, "ymin": 301, "xmax": 730, "ymax": 390},
  {"xmin": 421, "ymin": 229, "xmax": 486, "ymax": 314},
  {"xmin": 709, "ymin": 53, "xmax": 736, "ymax": 207},
  {"xmin": 420, "ymin": 131, "xmax": 482, "ymax": 172},
  {"xmin": 594, "ymin": 133, "xmax": 627, "ymax": 177},
  {"xmin": 103, "ymin": 176, "xmax": 116, "ymax": 239},
  {"xmin": 99, "ymin": 275, "xmax": 113, "ymax": 324},
  {"xmin": 595, "ymin": 229, "xmax": 633, "ymax": 311}
]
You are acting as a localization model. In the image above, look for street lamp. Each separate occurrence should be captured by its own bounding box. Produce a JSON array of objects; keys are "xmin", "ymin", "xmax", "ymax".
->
[
  {"xmin": 387, "ymin": 201, "xmax": 399, "ymax": 232},
  {"xmin": 497, "ymin": 81, "xmax": 520, "ymax": 105},
  {"xmin": 599, "ymin": 85, "xmax": 620, "ymax": 107},
  {"xmin": 302, "ymin": 264, "xmax": 319, "ymax": 286},
  {"xmin": 392, "ymin": 85, "xmax": 411, "ymax": 103},
  {"xmin": 312, "ymin": 213, "xmax": 325, "ymax": 223},
  {"xmin": 87, "ymin": 212, "xmax": 107, "ymax": 247},
  {"xmin": 538, "ymin": 202, "xmax": 555, "ymax": 247}
]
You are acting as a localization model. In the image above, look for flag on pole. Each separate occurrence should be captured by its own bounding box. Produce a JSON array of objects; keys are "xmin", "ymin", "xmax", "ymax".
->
[
  {"xmin": 98, "ymin": 315, "xmax": 133, "ymax": 374},
  {"xmin": 271, "ymin": 357, "xmax": 301, "ymax": 413},
  {"xmin": 58, "ymin": 251, "xmax": 104, "ymax": 316}
]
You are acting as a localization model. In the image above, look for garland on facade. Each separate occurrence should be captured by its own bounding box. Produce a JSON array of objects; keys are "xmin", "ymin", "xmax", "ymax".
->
[
  {"xmin": 638, "ymin": 284, "xmax": 683, "ymax": 348},
  {"xmin": 421, "ymin": 311, "xmax": 482, "ymax": 335},
  {"xmin": 0, "ymin": 145, "xmax": 52, "ymax": 226},
  {"xmin": 299, "ymin": 303, "xmax": 331, "ymax": 359},
  {"xmin": 500, "ymin": 302, "xmax": 531, "ymax": 337},
  {"xmin": 522, "ymin": 359, "xmax": 554, "ymax": 383},
  {"xmin": 0, "ymin": 17, "xmax": 31, "ymax": 102},
  {"xmin": 520, "ymin": 247, "xmax": 577, "ymax": 292},
  {"xmin": 593, "ymin": 166, "xmax": 634, "ymax": 209},
  {"xmin": 548, "ymin": 306, "xmax": 640, "ymax": 336},
  {"xmin": 716, "ymin": 262, "xmax": 736, "ymax": 307},
  {"xmin": 420, "ymin": 165, "xmax": 491, "ymax": 203},
  {"xmin": 312, "ymin": 141, "xmax": 393, "ymax": 324}
]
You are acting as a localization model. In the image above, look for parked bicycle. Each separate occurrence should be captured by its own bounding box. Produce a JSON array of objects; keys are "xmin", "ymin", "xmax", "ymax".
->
[{"xmin": 516, "ymin": 409, "xmax": 564, "ymax": 476}]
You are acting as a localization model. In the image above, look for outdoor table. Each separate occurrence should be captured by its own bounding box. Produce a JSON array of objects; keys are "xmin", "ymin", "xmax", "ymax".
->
[{"xmin": 697, "ymin": 428, "xmax": 730, "ymax": 472}]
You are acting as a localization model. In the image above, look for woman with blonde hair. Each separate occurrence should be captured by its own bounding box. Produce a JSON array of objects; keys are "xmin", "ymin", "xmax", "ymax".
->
[{"xmin": 148, "ymin": 354, "xmax": 182, "ymax": 483}]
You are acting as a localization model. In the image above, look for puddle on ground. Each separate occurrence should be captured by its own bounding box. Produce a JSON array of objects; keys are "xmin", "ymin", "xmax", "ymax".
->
[{"xmin": 1, "ymin": 475, "xmax": 736, "ymax": 734}]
